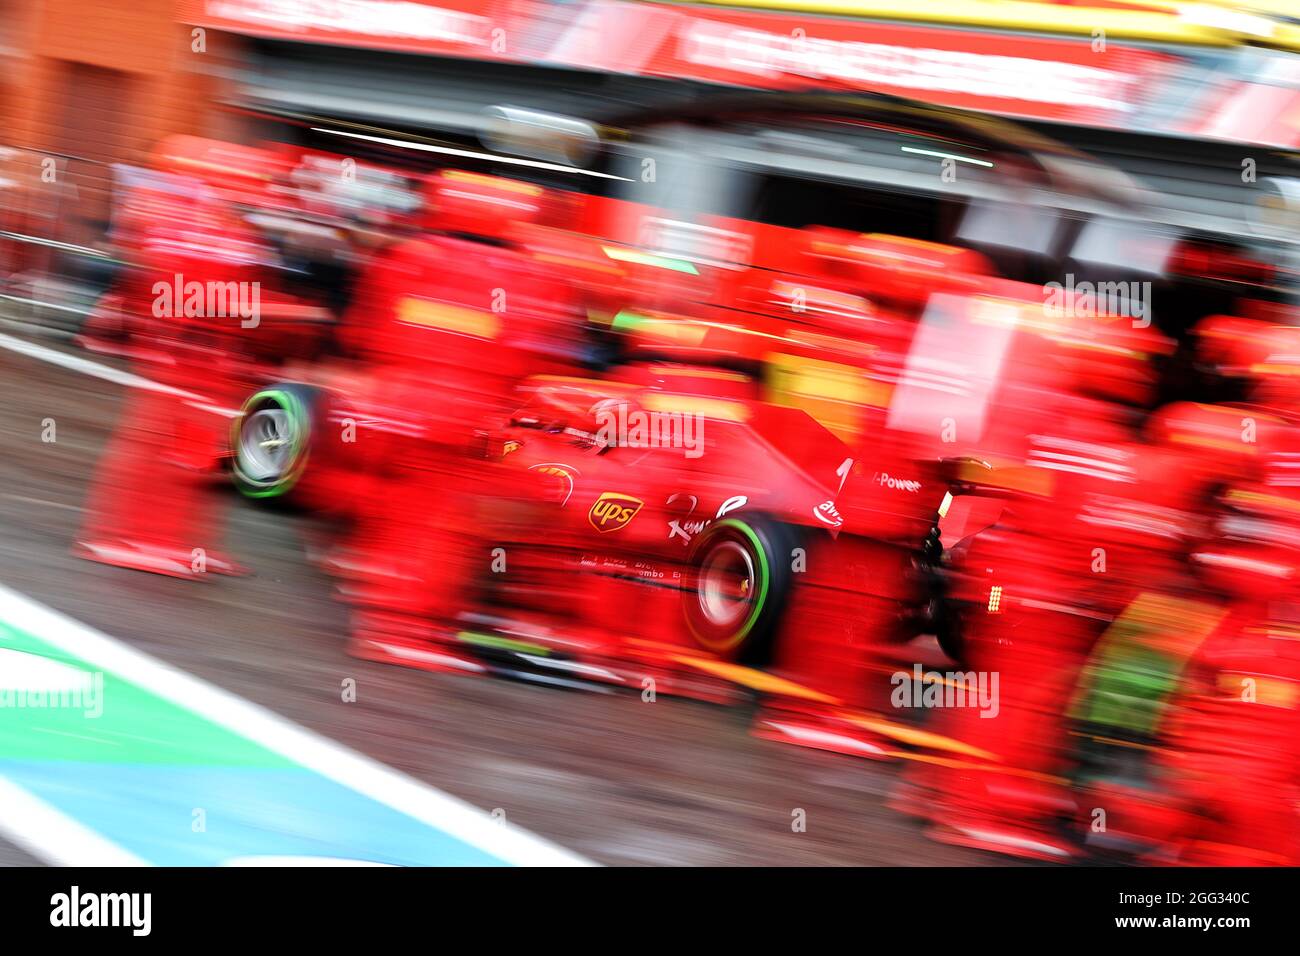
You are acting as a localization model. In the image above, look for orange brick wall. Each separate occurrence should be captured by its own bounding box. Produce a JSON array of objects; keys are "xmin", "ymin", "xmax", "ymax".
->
[
  {"xmin": 0, "ymin": 0, "xmax": 246, "ymax": 244},
  {"xmin": 3, "ymin": 0, "xmax": 240, "ymax": 167}
]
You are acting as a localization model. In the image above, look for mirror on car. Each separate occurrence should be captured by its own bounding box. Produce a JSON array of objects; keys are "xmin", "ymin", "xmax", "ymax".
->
[
  {"xmin": 1249, "ymin": 177, "xmax": 1300, "ymax": 243},
  {"xmin": 480, "ymin": 106, "xmax": 600, "ymax": 168}
]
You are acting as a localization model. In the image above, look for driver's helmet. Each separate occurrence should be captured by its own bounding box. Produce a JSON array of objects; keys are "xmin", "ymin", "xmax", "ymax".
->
[{"xmin": 511, "ymin": 375, "xmax": 641, "ymax": 452}]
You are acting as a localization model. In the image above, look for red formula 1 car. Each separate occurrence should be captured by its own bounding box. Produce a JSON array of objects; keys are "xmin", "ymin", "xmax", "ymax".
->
[
  {"xmin": 223, "ymin": 92, "xmax": 1196, "ymax": 759},
  {"xmin": 233, "ymin": 357, "xmax": 964, "ymax": 755},
  {"xmin": 227, "ymin": 226, "xmax": 1036, "ymax": 760}
]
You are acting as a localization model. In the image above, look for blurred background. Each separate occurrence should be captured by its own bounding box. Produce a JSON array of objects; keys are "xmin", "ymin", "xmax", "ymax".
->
[
  {"xmin": 1, "ymin": 0, "xmax": 1299, "ymax": 867},
  {"xmin": 2, "ymin": 0, "xmax": 1298, "ymax": 307}
]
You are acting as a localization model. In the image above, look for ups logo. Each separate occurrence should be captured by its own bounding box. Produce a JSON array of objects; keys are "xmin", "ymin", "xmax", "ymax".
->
[{"xmin": 588, "ymin": 492, "xmax": 643, "ymax": 533}]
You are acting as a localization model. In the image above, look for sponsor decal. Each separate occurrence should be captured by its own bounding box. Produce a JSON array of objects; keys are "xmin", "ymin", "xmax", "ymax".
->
[
  {"xmin": 716, "ymin": 495, "xmax": 747, "ymax": 519},
  {"xmin": 588, "ymin": 492, "xmax": 643, "ymax": 533},
  {"xmin": 812, "ymin": 500, "xmax": 843, "ymax": 528},
  {"xmin": 527, "ymin": 462, "xmax": 578, "ymax": 506},
  {"xmin": 579, "ymin": 553, "xmax": 678, "ymax": 581},
  {"xmin": 667, "ymin": 494, "xmax": 747, "ymax": 542},
  {"xmin": 874, "ymin": 471, "xmax": 922, "ymax": 493}
]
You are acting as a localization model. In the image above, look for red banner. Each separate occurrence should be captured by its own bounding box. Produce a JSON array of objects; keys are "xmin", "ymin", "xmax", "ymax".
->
[
  {"xmin": 547, "ymin": 2, "xmax": 1179, "ymax": 127},
  {"xmin": 188, "ymin": 0, "xmax": 529, "ymax": 58},
  {"xmin": 186, "ymin": 0, "xmax": 1182, "ymax": 130}
]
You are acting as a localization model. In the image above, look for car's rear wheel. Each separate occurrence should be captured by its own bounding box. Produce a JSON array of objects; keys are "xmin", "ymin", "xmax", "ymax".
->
[
  {"xmin": 683, "ymin": 516, "xmax": 797, "ymax": 665},
  {"xmin": 232, "ymin": 384, "xmax": 319, "ymax": 499}
]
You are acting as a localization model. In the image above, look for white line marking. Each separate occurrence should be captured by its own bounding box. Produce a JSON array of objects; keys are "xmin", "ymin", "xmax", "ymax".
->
[
  {"xmin": 222, "ymin": 855, "xmax": 395, "ymax": 867},
  {"xmin": 0, "ymin": 331, "xmax": 238, "ymax": 417},
  {"xmin": 0, "ymin": 494, "xmax": 79, "ymax": 511},
  {"xmin": 0, "ymin": 334, "xmax": 585, "ymax": 864},
  {"xmin": 311, "ymin": 128, "xmax": 630, "ymax": 181},
  {"xmin": 0, "ymin": 776, "xmax": 149, "ymax": 866},
  {"xmin": 0, "ymin": 230, "xmax": 115, "ymax": 258},
  {"xmin": 900, "ymin": 146, "xmax": 994, "ymax": 167},
  {"xmin": 0, "ymin": 583, "xmax": 594, "ymax": 867},
  {"xmin": 0, "ymin": 330, "xmax": 192, "ymax": 396}
]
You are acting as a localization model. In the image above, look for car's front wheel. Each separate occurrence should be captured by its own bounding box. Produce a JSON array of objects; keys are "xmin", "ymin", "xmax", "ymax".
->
[{"xmin": 231, "ymin": 384, "xmax": 320, "ymax": 499}]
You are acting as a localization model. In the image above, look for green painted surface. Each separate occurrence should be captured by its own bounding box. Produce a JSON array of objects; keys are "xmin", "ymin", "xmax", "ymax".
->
[{"xmin": 0, "ymin": 621, "xmax": 292, "ymax": 768}]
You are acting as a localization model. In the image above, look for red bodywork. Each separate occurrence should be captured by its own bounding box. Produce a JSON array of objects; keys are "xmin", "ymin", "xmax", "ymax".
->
[{"xmin": 77, "ymin": 130, "xmax": 1300, "ymax": 863}]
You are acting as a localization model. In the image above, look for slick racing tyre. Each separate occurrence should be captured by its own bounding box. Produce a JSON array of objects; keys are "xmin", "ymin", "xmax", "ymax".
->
[
  {"xmin": 683, "ymin": 516, "xmax": 797, "ymax": 665},
  {"xmin": 231, "ymin": 384, "xmax": 320, "ymax": 499}
]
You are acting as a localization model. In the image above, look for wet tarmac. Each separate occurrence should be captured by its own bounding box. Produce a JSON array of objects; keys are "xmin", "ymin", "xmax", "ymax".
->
[{"xmin": 0, "ymin": 336, "xmax": 1017, "ymax": 866}]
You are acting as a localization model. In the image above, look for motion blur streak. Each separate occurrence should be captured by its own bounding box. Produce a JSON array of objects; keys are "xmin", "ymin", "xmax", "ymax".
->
[{"xmin": 1, "ymin": 0, "xmax": 1298, "ymax": 867}]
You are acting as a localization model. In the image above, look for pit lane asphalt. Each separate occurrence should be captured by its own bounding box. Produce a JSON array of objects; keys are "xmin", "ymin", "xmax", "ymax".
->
[{"xmin": 0, "ymin": 336, "xmax": 1022, "ymax": 866}]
